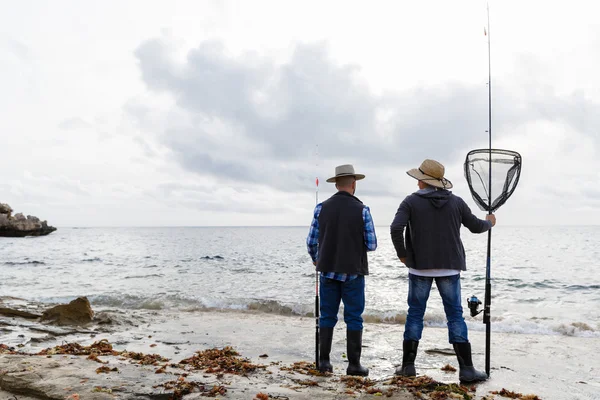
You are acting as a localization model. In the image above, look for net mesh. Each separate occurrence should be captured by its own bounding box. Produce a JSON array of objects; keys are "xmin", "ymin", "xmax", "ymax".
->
[{"xmin": 464, "ymin": 149, "xmax": 522, "ymax": 213}]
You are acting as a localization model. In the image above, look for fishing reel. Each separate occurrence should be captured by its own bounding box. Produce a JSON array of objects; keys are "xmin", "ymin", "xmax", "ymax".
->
[{"xmin": 467, "ymin": 295, "xmax": 482, "ymax": 317}]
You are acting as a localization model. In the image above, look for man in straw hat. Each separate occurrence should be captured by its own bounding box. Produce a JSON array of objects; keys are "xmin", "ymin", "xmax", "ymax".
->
[
  {"xmin": 390, "ymin": 159, "xmax": 495, "ymax": 383},
  {"xmin": 307, "ymin": 164, "xmax": 377, "ymax": 376}
]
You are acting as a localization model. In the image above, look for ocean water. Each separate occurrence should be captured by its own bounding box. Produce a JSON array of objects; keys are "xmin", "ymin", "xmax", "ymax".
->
[{"xmin": 1, "ymin": 226, "xmax": 598, "ymax": 338}]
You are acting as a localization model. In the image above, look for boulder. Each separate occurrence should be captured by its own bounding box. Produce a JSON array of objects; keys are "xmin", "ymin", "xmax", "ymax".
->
[
  {"xmin": 41, "ymin": 297, "xmax": 94, "ymax": 326},
  {"xmin": 0, "ymin": 203, "xmax": 12, "ymax": 216},
  {"xmin": 0, "ymin": 203, "xmax": 56, "ymax": 237}
]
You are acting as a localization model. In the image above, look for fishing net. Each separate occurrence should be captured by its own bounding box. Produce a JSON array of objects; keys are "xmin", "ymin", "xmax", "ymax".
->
[{"xmin": 464, "ymin": 149, "xmax": 522, "ymax": 213}]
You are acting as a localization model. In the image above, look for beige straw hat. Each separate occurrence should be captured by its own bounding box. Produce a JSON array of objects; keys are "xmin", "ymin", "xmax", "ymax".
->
[{"xmin": 407, "ymin": 159, "xmax": 453, "ymax": 189}]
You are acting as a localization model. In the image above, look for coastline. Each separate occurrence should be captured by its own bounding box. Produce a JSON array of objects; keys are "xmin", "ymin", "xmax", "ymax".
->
[{"xmin": 1, "ymin": 304, "xmax": 598, "ymax": 399}]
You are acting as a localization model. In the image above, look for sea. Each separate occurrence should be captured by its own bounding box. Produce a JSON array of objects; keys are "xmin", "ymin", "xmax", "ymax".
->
[{"xmin": 1, "ymin": 226, "xmax": 599, "ymax": 339}]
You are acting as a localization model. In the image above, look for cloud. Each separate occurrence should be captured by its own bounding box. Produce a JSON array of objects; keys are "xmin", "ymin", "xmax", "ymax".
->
[
  {"xmin": 112, "ymin": 32, "xmax": 600, "ymax": 226},
  {"xmin": 132, "ymin": 36, "xmax": 600, "ymax": 198},
  {"xmin": 131, "ymin": 38, "xmax": 510, "ymax": 190}
]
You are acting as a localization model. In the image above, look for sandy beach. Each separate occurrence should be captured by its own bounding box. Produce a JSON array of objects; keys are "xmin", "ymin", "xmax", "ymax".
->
[{"xmin": 1, "ymin": 299, "xmax": 598, "ymax": 399}]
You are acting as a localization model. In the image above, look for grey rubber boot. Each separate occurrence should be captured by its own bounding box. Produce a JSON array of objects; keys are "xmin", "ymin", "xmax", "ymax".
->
[
  {"xmin": 453, "ymin": 342, "xmax": 488, "ymax": 382},
  {"xmin": 395, "ymin": 340, "xmax": 419, "ymax": 376},
  {"xmin": 346, "ymin": 329, "xmax": 369, "ymax": 376},
  {"xmin": 318, "ymin": 327, "xmax": 334, "ymax": 373}
]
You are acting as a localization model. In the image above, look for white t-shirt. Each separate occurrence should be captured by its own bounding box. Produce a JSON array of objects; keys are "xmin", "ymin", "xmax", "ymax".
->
[{"xmin": 408, "ymin": 268, "xmax": 460, "ymax": 277}]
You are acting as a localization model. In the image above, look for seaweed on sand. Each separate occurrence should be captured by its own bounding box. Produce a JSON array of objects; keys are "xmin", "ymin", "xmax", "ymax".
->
[
  {"xmin": 177, "ymin": 346, "xmax": 265, "ymax": 375},
  {"xmin": 36, "ymin": 339, "xmax": 119, "ymax": 356},
  {"xmin": 491, "ymin": 388, "xmax": 542, "ymax": 399},
  {"xmin": 385, "ymin": 376, "xmax": 476, "ymax": 399},
  {"xmin": 36, "ymin": 339, "xmax": 170, "ymax": 365},
  {"xmin": 0, "ymin": 344, "xmax": 17, "ymax": 354},
  {"xmin": 279, "ymin": 361, "xmax": 331, "ymax": 377},
  {"xmin": 154, "ymin": 376, "xmax": 227, "ymax": 399}
]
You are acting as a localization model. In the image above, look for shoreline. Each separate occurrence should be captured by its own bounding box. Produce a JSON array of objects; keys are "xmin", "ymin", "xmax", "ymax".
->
[{"xmin": 2, "ymin": 304, "xmax": 598, "ymax": 399}]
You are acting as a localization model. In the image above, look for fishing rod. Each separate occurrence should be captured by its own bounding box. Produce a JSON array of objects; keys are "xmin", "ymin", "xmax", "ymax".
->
[
  {"xmin": 484, "ymin": 2, "xmax": 492, "ymax": 377},
  {"xmin": 465, "ymin": 2, "xmax": 523, "ymax": 379},
  {"xmin": 315, "ymin": 147, "xmax": 320, "ymax": 370}
]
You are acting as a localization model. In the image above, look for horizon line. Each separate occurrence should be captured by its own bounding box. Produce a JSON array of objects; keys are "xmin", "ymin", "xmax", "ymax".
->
[{"xmin": 50, "ymin": 224, "xmax": 600, "ymax": 229}]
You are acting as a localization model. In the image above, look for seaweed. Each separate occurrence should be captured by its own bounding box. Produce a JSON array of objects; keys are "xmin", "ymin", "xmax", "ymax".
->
[
  {"xmin": 178, "ymin": 346, "xmax": 265, "ymax": 375},
  {"xmin": 280, "ymin": 361, "xmax": 331, "ymax": 377}
]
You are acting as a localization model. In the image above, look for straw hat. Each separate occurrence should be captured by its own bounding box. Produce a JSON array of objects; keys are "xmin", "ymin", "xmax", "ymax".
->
[
  {"xmin": 326, "ymin": 164, "xmax": 365, "ymax": 183},
  {"xmin": 407, "ymin": 159, "xmax": 453, "ymax": 189}
]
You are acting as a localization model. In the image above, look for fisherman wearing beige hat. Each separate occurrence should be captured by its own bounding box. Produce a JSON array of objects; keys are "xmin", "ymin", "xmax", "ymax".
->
[
  {"xmin": 390, "ymin": 159, "xmax": 495, "ymax": 383},
  {"xmin": 307, "ymin": 164, "xmax": 377, "ymax": 376}
]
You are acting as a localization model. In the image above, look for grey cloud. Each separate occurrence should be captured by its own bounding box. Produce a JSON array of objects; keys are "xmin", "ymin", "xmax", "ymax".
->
[
  {"xmin": 146, "ymin": 182, "xmax": 292, "ymax": 214},
  {"xmin": 131, "ymin": 37, "xmax": 600, "ymax": 194}
]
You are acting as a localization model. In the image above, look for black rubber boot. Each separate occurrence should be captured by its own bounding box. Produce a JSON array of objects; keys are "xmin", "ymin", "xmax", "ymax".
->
[
  {"xmin": 318, "ymin": 327, "xmax": 334, "ymax": 372},
  {"xmin": 395, "ymin": 340, "xmax": 419, "ymax": 376},
  {"xmin": 453, "ymin": 342, "xmax": 488, "ymax": 383},
  {"xmin": 346, "ymin": 329, "xmax": 369, "ymax": 376}
]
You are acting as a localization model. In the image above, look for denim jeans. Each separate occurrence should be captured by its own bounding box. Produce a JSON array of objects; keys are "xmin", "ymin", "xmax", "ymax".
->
[
  {"xmin": 404, "ymin": 273, "xmax": 469, "ymax": 343},
  {"xmin": 319, "ymin": 275, "xmax": 365, "ymax": 331}
]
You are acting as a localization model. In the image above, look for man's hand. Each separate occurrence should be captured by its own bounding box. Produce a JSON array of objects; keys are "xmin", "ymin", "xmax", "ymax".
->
[
  {"xmin": 400, "ymin": 257, "xmax": 406, "ymax": 264},
  {"xmin": 313, "ymin": 261, "xmax": 317, "ymax": 266},
  {"xmin": 486, "ymin": 214, "xmax": 496, "ymax": 227}
]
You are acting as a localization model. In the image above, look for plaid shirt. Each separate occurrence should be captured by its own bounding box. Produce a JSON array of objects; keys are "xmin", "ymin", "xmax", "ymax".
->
[{"xmin": 306, "ymin": 203, "xmax": 377, "ymax": 282}]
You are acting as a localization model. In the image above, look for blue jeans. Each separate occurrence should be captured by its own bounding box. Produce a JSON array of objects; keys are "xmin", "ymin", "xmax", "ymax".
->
[
  {"xmin": 319, "ymin": 275, "xmax": 365, "ymax": 331},
  {"xmin": 404, "ymin": 273, "xmax": 469, "ymax": 343}
]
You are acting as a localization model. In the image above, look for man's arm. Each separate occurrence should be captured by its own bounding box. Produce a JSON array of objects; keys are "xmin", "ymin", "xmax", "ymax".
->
[
  {"xmin": 460, "ymin": 198, "xmax": 495, "ymax": 233},
  {"xmin": 362, "ymin": 206, "xmax": 377, "ymax": 251},
  {"xmin": 390, "ymin": 198, "xmax": 410, "ymax": 262},
  {"xmin": 306, "ymin": 204, "xmax": 322, "ymax": 263}
]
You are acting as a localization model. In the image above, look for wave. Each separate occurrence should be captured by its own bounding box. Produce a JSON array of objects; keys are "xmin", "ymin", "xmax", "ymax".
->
[
  {"xmin": 465, "ymin": 317, "xmax": 600, "ymax": 338},
  {"xmin": 84, "ymin": 294, "xmax": 600, "ymax": 338},
  {"xmin": 200, "ymin": 255, "xmax": 224, "ymax": 260},
  {"xmin": 247, "ymin": 300, "xmax": 299, "ymax": 316},
  {"xmin": 124, "ymin": 274, "xmax": 165, "ymax": 279},
  {"xmin": 231, "ymin": 268, "xmax": 257, "ymax": 273},
  {"xmin": 90, "ymin": 294, "xmax": 206, "ymax": 310},
  {"xmin": 4, "ymin": 260, "xmax": 46, "ymax": 265},
  {"xmin": 565, "ymin": 284, "xmax": 600, "ymax": 291},
  {"xmin": 81, "ymin": 257, "xmax": 102, "ymax": 262}
]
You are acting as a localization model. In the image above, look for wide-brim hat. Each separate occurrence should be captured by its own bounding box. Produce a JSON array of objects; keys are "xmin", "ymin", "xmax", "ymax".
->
[
  {"xmin": 326, "ymin": 164, "xmax": 365, "ymax": 183},
  {"xmin": 407, "ymin": 159, "xmax": 453, "ymax": 189}
]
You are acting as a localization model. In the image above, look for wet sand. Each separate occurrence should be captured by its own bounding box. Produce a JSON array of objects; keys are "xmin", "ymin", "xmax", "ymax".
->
[{"xmin": 1, "ymin": 306, "xmax": 598, "ymax": 399}]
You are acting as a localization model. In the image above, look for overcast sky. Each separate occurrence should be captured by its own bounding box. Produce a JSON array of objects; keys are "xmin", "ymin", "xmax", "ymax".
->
[{"xmin": 1, "ymin": 0, "xmax": 599, "ymax": 227}]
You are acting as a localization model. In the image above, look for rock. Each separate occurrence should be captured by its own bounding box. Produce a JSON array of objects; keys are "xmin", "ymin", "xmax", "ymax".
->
[
  {"xmin": 41, "ymin": 297, "xmax": 94, "ymax": 326},
  {"xmin": 0, "ymin": 203, "xmax": 12, "ymax": 216},
  {"xmin": 0, "ymin": 355, "xmax": 174, "ymax": 399},
  {"xmin": 0, "ymin": 307, "xmax": 42, "ymax": 320},
  {"xmin": 0, "ymin": 203, "xmax": 57, "ymax": 237},
  {"xmin": 13, "ymin": 213, "xmax": 26, "ymax": 222}
]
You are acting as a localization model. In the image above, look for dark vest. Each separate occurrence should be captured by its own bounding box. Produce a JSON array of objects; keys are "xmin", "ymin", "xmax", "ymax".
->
[{"xmin": 317, "ymin": 191, "xmax": 368, "ymax": 275}]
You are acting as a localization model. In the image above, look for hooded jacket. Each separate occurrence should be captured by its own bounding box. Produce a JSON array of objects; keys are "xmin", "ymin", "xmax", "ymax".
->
[{"xmin": 390, "ymin": 188, "xmax": 491, "ymax": 271}]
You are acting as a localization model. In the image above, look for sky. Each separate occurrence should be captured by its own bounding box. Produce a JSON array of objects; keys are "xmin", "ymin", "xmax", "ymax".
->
[{"xmin": 1, "ymin": 0, "xmax": 599, "ymax": 227}]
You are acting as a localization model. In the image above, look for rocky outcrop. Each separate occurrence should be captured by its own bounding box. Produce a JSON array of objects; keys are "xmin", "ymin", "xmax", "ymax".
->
[
  {"xmin": 0, "ymin": 203, "xmax": 56, "ymax": 237},
  {"xmin": 41, "ymin": 297, "xmax": 94, "ymax": 326},
  {"xmin": 0, "ymin": 354, "xmax": 177, "ymax": 400}
]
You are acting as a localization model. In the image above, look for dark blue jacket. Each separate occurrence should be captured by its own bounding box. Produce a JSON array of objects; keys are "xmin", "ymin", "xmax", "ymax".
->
[{"xmin": 390, "ymin": 188, "xmax": 491, "ymax": 271}]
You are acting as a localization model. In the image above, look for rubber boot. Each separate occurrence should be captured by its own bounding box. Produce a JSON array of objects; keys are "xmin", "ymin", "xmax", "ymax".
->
[
  {"xmin": 318, "ymin": 327, "xmax": 334, "ymax": 372},
  {"xmin": 395, "ymin": 340, "xmax": 419, "ymax": 376},
  {"xmin": 346, "ymin": 329, "xmax": 369, "ymax": 376},
  {"xmin": 453, "ymin": 342, "xmax": 488, "ymax": 382}
]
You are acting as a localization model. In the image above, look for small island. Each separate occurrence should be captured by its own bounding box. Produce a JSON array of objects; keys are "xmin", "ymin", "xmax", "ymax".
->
[{"xmin": 0, "ymin": 202, "xmax": 57, "ymax": 237}]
